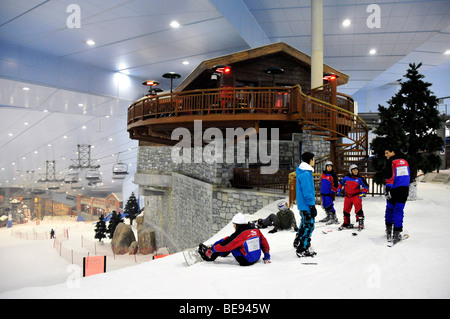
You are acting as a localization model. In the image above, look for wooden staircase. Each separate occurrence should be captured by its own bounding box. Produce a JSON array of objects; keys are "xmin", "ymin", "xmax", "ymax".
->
[{"xmin": 293, "ymin": 83, "xmax": 369, "ymax": 175}]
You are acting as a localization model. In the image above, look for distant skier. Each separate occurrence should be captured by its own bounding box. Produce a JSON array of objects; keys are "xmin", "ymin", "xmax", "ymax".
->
[
  {"xmin": 293, "ymin": 152, "xmax": 317, "ymax": 258},
  {"xmin": 337, "ymin": 164, "xmax": 369, "ymax": 230},
  {"xmin": 50, "ymin": 229, "xmax": 55, "ymax": 239},
  {"xmin": 384, "ymin": 147, "xmax": 410, "ymax": 244},
  {"xmin": 198, "ymin": 213, "xmax": 271, "ymax": 266},
  {"xmin": 319, "ymin": 161, "xmax": 339, "ymax": 224},
  {"xmin": 256, "ymin": 201, "xmax": 298, "ymax": 233}
]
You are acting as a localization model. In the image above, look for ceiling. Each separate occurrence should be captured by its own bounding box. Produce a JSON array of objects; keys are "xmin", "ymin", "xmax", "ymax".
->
[{"xmin": 0, "ymin": 0, "xmax": 449, "ymax": 196}]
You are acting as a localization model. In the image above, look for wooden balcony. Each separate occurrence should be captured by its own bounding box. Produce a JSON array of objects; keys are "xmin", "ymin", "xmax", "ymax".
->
[{"xmin": 127, "ymin": 85, "xmax": 358, "ymax": 146}]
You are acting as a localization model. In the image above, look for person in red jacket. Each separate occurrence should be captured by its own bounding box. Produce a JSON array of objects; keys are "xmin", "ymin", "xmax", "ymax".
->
[
  {"xmin": 198, "ymin": 213, "xmax": 271, "ymax": 266},
  {"xmin": 337, "ymin": 164, "xmax": 369, "ymax": 230}
]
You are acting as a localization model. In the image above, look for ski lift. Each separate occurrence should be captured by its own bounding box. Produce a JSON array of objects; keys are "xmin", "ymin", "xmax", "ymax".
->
[
  {"xmin": 64, "ymin": 173, "xmax": 78, "ymax": 184},
  {"xmin": 47, "ymin": 182, "xmax": 60, "ymax": 190},
  {"xmin": 71, "ymin": 183, "xmax": 82, "ymax": 190},
  {"xmin": 112, "ymin": 162, "xmax": 128, "ymax": 179},
  {"xmin": 85, "ymin": 169, "xmax": 101, "ymax": 183}
]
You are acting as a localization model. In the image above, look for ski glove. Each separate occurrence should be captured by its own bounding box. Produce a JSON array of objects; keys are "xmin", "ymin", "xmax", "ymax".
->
[
  {"xmin": 268, "ymin": 227, "xmax": 278, "ymax": 234},
  {"xmin": 385, "ymin": 187, "xmax": 392, "ymax": 201},
  {"xmin": 263, "ymin": 252, "xmax": 271, "ymax": 263},
  {"xmin": 310, "ymin": 205, "xmax": 317, "ymax": 218}
]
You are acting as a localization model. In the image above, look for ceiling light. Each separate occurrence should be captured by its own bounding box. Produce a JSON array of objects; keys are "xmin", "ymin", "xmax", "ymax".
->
[
  {"xmin": 82, "ymin": 125, "xmax": 87, "ymax": 129},
  {"xmin": 369, "ymin": 48, "xmax": 377, "ymax": 55},
  {"xmin": 444, "ymin": 50, "xmax": 450, "ymax": 55},
  {"xmin": 182, "ymin": 61, "xmax": 190, "ymax": 65},
  {"xmin": 24, "ymin": 122, "xmax": 29, "ymax": 125},
  {"xmin": 342, "ymin": 19, "xmax": 351, "ymax": 27},
  {"xmin": 22, "ymin": 87, "xmax": 30, "ymax": 91},
  {"xmin": 170, "ymin": 20, "xmax": 180, "ymax": 28},
  {"xmin": 86, "ymin": 39, "xmax": 96, "ymax": 46},
  {"xmin": 8, "ymin": 133, "xmax": 13, "ymax": 136}
]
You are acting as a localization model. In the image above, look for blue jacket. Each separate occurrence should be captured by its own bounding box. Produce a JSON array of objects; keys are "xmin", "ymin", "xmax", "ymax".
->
[{"xmin": 296, "ymin": 162, "xmax": 316, "ymax": 212}]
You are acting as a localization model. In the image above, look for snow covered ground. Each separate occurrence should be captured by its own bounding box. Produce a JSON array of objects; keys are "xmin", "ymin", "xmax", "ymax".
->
[{"xmin": 1, "ymin": 181, "xmax": 449, "ymax": 299}]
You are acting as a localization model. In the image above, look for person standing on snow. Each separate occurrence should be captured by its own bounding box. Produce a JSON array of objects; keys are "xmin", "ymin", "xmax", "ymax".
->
[
  {"xmin": 293, "ymin": 152, "xmax": 317, "ymax": 258},
  {"xmin": 337, "ymin": 164, "xmax": 369, "ymax": 230},
  {"xmin": 318, "ymin": 161, "xmax": 339, "ymax": 225},
  {"xmin": 384, "ymin": 147, "xmax": 410, "ymax": 244},
  {"xmin": 198, "ymin": 213, "xmax": 271, "ymax": 266}
]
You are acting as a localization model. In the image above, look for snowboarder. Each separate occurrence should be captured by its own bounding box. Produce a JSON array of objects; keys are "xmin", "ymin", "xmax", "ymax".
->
[
  {"xmin": 198, "ymin": 213, "xmax": 271, "ymax": 266},
  {"xmin": 319, "ymin": 161, "xmax": 339, "ymax": 224},
  {"xmin": 293, "ymin": 152, "xmax": 317, "ymax": 258},
  {"xmin": 384, "ymin": 147, "xmax": 410, "ymax": 244},
  {"xmin": 337, "ymin": 164, "xmax": 369, "ymax": 230},
  {"xmin": 256, "ymin": 201, "xmax": 298, "ymax": 233}
]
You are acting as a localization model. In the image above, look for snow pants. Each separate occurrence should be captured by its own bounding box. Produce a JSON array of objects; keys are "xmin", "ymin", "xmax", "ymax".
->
[
  {"xmin": 343, "ymin": 195, "xmax": 364, "ymax": 224},
  {"xmin": 321, "ymin": 194, "xmax": 335, "ymax": 213},
  {"xmin": 385, "ymin": 186, "xmax": 408, "ymax": 232},
  {"xmin": 297, "ymin": 210, "xmax": 315, "ymax": 251}
]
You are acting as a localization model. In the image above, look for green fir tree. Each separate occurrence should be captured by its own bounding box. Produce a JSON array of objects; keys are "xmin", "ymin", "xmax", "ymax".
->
[
  {"xmin": 124, "ymin": 192, "xmax": 139, "ymax": 225},
  {"xmin": 371, "ymin": 63, "xmax": 444, "ymax": 184},
  {"xmin": 94, "ymin": 214, "xmax": 107, "ymax": 242},
  {"xmin": 107, "ymin": 210, "xmax": 123, "ymax": 239}
]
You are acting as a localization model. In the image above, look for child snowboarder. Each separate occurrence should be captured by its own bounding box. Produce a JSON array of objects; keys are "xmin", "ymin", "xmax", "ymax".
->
[
  {"xmin": 198, "ymin": 213, "xmax": 271, "ymax": 266},
  {"xmin": 337, "ymin": 164, "xmax": 369, "ymax": 230},
  {"xmin": 256, "ymin": 201, "xmax": 298, "ymax": 233},
  {"xmin": 319, "ymin": 161, "xmax": 339, "ymax": 225}
]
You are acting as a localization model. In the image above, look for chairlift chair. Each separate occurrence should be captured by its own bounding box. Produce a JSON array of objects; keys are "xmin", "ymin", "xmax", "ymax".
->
[
  {"xmin": 85, "ymin": 169, "xmax": 101, "ymax": 183},
  {"xmin": 112, "ymin": 162, "xmax": 128, "ymax": 179}
]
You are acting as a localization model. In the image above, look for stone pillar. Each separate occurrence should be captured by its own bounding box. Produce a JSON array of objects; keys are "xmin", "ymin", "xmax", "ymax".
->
[{"xmin": 311, "ymin": 0, "xmax": 323, "ymax": 90}]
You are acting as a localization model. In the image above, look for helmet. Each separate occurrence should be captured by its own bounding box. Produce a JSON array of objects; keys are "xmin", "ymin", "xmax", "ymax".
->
[
  {"xmin": 349, "ymin": 164, "xmax": 358, "ymax": 174},
  {"xmin": 277, "ymin": 201, "xmax": 288, "ymax": 210}
]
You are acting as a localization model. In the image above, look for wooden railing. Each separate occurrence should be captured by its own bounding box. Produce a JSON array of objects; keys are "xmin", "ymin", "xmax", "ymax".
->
[{"xmin": 128, "ymin": 87, "xmax": 295, "ymax": 124}]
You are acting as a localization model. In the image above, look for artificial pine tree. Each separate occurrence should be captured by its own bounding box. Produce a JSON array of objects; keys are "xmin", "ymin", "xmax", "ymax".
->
[
  {"xmin": 107, "ymin": 210, "xmax": 123, "ymax": 239},
  {"xmin": 371, "ymin": 63, "xmax": 444, "ymax": 190},
  {"xmin": 94, "ymin": 214, "xmax": 107, "ymax": 242},
  {"xmin": 124, "ymin": 192, "xmax": 139, "ymax": 225}
]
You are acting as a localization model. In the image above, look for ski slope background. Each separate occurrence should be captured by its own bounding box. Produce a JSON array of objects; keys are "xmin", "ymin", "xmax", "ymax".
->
[{"xmin": 1, "ymin": 181, "xmax": 449, "ymax": 299}]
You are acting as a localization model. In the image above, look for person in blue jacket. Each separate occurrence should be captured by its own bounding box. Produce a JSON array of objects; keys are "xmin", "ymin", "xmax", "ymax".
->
[{"xmin": 293, "ymin": 151, "xmax": 317, "ymax": 258}]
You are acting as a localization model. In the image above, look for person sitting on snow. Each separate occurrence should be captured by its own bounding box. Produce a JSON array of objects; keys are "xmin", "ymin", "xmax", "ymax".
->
[
  {"xmin": 198, "ymin": 213, "xmax": 271, "ymax": 266},
  {"xmin": 256, "ymin": 201, "xmax": 298, "ymax": 233}
]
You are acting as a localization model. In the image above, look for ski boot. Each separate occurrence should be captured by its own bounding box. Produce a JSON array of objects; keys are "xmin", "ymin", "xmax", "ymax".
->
[
  {"xmin": 386, "ymin": 223, "xmax": 393, "ymax": 242},
  {"xmin": 319, "ymin": 211, "xmax": 331, "ymax": 223},
  {"xmin": 392, "ymin": 230, "xmax": 402, "ymax": 245},
  {"xmin": 326, "ymin": 212, "xmax": 339, "ymax": 225},
  {"xmin": 198, "ymin": 243, "xmax": 212, "ymax": 260},
  {"xmin": 338, "ymin": 222, "xmax": 354, "ymax": 231},
  {"xmin": 357, "ymin": 217, "xmax": 365, "ymax": 231},
  {"xmin": 296, "ymin": 247, "xmax": 317, "ymax": 258}
]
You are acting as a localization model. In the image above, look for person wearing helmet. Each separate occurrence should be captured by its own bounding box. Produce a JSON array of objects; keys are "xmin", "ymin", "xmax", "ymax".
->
[
  {"xmin": 198, "ymin": 213, "xmax": 271, "ymax": 266},
  {"xmin": 336, "ymin": 164, "xmax": 369, "ymax": 230},
  {"xmin": 256, "ymin": 201, "xmax": 298, "ymax": 233},
  {"xmin": 319, "ymin": 161, "xmax": 339, "ymax": 225}
]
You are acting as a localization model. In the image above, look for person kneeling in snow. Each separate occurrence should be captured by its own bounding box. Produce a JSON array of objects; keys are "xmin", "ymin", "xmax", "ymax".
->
[{"xmin": 198, "ymin": 213, "xmax": 271, "ymax": 266}]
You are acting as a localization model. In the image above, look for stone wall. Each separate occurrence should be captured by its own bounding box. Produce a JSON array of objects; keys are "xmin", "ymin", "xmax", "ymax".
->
[{"xmin": 137, "ymin": 131, "xmax": 329, "ymax": 253}]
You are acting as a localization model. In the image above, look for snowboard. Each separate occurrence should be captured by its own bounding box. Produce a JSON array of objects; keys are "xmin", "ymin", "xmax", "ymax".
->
[{"xmin": 183, "ymin": 247, "xmax": 204, "ymax": 266}]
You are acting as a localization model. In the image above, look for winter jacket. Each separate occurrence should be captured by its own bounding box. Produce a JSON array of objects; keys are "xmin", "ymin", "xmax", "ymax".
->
[
  {"xmin": 212, "ymin": 224, "xmax": 270, "ymax": 265},
  {"xmin": 320, "ymin": 170, "xmax": 338, "ymax": 195},
  {"xmin": 295, "ymin": 162, "xmax": 316, "ymax": 212},
  {"xmin": 385, "ymin": 155, "xmax": 410, "ymax": 189},
  {"xmin": 338, "ymin": 174, "xmax": 369, "ymax": 197},
  {"xmin": 275, "ymin": 209, "xmax": 297, "ymax": 230}
]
